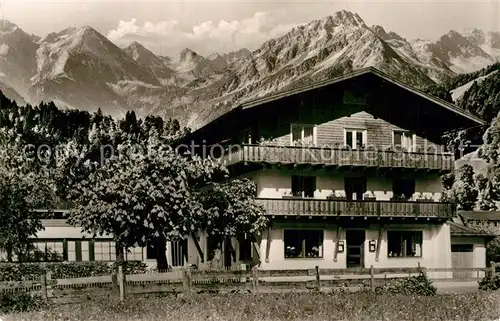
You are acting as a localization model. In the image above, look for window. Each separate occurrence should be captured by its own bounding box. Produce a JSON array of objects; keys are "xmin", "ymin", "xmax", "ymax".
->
[
  {"xmin": 94, "ymin": 241, "xmax": 116, "ymax": 261},
  {"xmin": 343, "ymin": 90, "xmax": 367, "ymax": 105},
  {"xmin": 171, "ymin": 240, "xmax": 185, "ymax": 267},
  {"xmin": 393, "ymin": 130, "xmax": 415, "ymax": 152},
  {"xmin": 392, "ymin": 178, "xmax": 415, "ymax": 200},
  {"xmin": 284, "ymin": 230, "xmax": 323, "ymax": 258},
  {"xmin": 32, "ymin": 240, "xmax": 65, "ymax": 261},
  {"xmin": 344, "ymin": 129, "xmax": 366, "ymax": 149},
  {"xmin": 238, "ymin": 235, "xmax": 252, "ymax": 261},
  {"xmin": 81, "ymin": 241, "xmax": 90, "ymax": 261},
  {"xmin": 291, "ymin": 175, "xmax": 316, "ymax": 198},
  {"xmin": 387, "ymin": 231, "xmax": 422, "ymax": 258},
  {"xmin": 125, "ymin": 247, "xmax": 143, "ymax": 261},
  {"xmin": 344, "ymin": 177, "xmax": 367, "ymax": 201},
  {"xmin": 291, "ymin": 124, "xmax": 316, "ymax": 145}
]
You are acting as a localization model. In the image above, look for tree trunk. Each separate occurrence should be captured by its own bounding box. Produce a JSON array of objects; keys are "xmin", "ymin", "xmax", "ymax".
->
[
  {"xmin": 155, "ymin": 238, "xmax": 169, "ymax": 271},
  {"xmin": 116, "ymin": 243, "xmax": 125, "ymax": 264},
  {"xmin": 6, "ymin": 245, "xmax": 13, "ymax": 263},
  {"xmin": 113, "ymin": 243, "xmax": 125, "ymax": 289}
]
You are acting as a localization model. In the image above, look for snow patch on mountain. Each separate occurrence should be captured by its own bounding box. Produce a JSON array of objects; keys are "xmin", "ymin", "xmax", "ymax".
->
[
  {"xmin": 449, "ymin": 55, "xmax": 496, "ymax": 74},
  {"xmin": 450, "ymin": 69, "xmax": 498, "ymax": 101}
]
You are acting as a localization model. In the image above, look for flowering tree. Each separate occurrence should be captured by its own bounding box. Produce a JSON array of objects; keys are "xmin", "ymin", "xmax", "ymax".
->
[
  {"xmin": 198, "ymin": 178, "xmax": 268, "ymax": 257},
  {"xmin": 0, "ymin": 131, "xmax": 54, "ymax": 261},
  {"xmin": 68, "ymin": 130, "xmax": 268, "ymax": 269}
]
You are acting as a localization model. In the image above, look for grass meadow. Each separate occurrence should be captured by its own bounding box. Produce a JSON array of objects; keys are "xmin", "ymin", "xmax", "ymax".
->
[{"xmin": 2, "ymin": 291, "xmax": 500, "ymax": 321}]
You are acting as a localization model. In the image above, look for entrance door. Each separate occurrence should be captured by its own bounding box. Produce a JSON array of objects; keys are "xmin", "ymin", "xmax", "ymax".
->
[
  {"xmin": 451, "ymin": 244, "xmax": 474, "ymax": 279},
  {"xmin": 346, "ymin": 230, "xmax": 365, "ymax": 268}
]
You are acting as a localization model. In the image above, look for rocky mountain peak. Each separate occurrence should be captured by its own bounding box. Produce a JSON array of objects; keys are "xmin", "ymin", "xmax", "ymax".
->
[
  {"xmin": 329, "ymin": 10, "xmax": 365, "ymax": 27},
  {"xmin": 372, "ymin": 25, "xmax": 406, "ymax": 42},
  {"xmin": 0, "ymin": 20, "xmax": 20, "ymax": 33},
  {"xmin": 179, "ymin": 48, "xmax": 202, "ymax": 62}
]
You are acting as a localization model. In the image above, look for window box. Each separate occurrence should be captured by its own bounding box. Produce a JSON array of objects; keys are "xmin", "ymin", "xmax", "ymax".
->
[
  {"xmin": 282, "ymin": 195, "xmax": 304, "ymax": 200},
  {"xmin": 327, "ymin": 195, "xmax": 347, "ymax": 200}
]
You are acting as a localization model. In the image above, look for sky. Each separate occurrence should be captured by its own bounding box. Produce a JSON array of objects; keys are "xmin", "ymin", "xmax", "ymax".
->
[{"xmin": 1, "ymin": 0, "xmax": 499, "ymax": 57}]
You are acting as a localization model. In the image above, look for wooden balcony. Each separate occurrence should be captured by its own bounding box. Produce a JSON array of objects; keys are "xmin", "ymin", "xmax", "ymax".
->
[
  {"xmin": 256, "ymin": 198, "xmax": 454, "ymax": 219},
  {"xmin": 220, "ymin": 145, "xmax": 454, "ymax": 171}
]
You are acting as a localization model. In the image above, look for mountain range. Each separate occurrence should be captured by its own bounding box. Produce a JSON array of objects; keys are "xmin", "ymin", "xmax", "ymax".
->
[{"xmin": 1, "ymin": 10, "xmax": 499, "ymax": 129}]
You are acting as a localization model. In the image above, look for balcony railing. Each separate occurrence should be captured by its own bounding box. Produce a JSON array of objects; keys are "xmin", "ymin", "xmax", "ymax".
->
[
  {"xmin": 220, "ymin": 145, "xmax": 454, "ymax": 171},
  {"xmin": 256, "ymin": 198, "xmax": 453, "ymax": 218}
]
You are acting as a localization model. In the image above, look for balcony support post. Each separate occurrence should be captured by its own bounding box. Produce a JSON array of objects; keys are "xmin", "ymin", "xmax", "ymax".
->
[
  {"xmin": 265, "ymin": 225, "xmax": 272, "ymax": 263},
  {"xmin": 191, "ymin": 232, "xmax": 204, "ymax": 263},
  {"xmin": 252, "ymin": 233, "xmax": 261, "ymax": 261},
  {"xmin": 375, "ymin": 224, "xmax": 384, "ymax": 262},
  {"xmin": 333, "ymin": 224, "xmax": 341, "ymax": 262}
]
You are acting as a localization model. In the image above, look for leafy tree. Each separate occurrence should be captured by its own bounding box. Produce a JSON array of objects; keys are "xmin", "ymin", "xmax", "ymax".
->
[
  {"xmin": 451, "ymin": 164, "xmax": 478, "ymax": 210},
  {"xmin": 475, "ymin": 172, "xmax": 498, "ymax": 211},
  {"xmin": 476, "ymin": 115, "xmax": 500, "ymax": 210},
  {"xmin": 0, "ymin": 131, "xmax": 53, "ymax": 261}
]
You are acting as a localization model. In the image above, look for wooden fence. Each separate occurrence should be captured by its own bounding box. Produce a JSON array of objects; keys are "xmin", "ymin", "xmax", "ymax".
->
[{"xmin": 1, "ymin": 263, "xmax": 499, "ymax": 303}]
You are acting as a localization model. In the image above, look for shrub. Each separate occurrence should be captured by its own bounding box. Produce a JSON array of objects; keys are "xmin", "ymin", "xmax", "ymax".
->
[
  {"xmin": 375, "ymin": 272, "xmax": 437, "ymax": 296},
  {"xmin": 0, "ymin": 292, "xmax": 45, "ymax": 313},
  {"xmin": 114, "ymin": 261, "xmax": 148, "ymax": 275},
  {"xmin": 478, "ymin": 273, "xmax": 500, "ymax": 291},
  {"xmin": 0, "ymin": 261, "xmax": 148, "ymax": 281}
]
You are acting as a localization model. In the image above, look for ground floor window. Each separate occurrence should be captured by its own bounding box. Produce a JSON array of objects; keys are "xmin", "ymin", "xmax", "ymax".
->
[
  {"xmin": 94, "ymin": 241, "xmax": 116, "ymax": 261},
  {"xmin": 32, "ymin": 240, "xmax": 65, "ymax": 261},
  {"xmin": 125, "ymin": 246, "xmax": 144, "ymax": 261},
  {"xmin": 387, "ymin": 231, "xmax": 422, "ymax": 258},
  {"xmin": 284, "ymin": 230, "xmax": 323, "ymax": 258},
  {"xmin": 171, "ymin": 240, "xmax": 185, "ymax": 267}
]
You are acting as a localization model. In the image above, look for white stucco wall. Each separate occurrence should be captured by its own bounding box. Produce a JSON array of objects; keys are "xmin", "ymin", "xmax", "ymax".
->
[
  {"xmin": 246, "ymin": 168, "xmax": 442, "ymax": 201},
  {"xmin": 258, "ymin": 222, "xmax": 452, "ymax": 278}
]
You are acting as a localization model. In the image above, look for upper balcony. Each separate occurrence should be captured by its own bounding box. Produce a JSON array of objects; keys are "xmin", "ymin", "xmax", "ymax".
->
[
  {"xmin": 219, "ymin": 144, "xmax": 454, "ymax": 172},
  {"xmin": 256, "ymin": 198, "xmax": 453, "ymax": 219}
]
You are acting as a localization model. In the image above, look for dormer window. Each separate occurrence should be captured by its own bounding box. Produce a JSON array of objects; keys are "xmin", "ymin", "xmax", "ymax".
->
[
  {"xmin": 291, "ymin": 124, "xmax": 316, "ymax": 146},
  {"xmin": 344, "ymin": 128, "xmax": 366, "ymax": 149},
  {"xmin": 393, "ymin": 130, "xmax": 415, "ymax": 152}
]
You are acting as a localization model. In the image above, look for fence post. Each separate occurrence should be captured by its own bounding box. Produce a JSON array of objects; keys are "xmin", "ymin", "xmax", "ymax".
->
[
  {"xmin": 118, "ymin": 265, "xmax": 125, "ymax": 301},
  {"xmin": 40, "ymin": 272, "xmax": 48, "ymax": 300},
  {"xmin": 183, "ymin": 268, "xmax": 192, "ymax": 293},
  {"xmin": 490, "ymin": 262, "xmax": 496, "ymax": 281},
  {"xmin": 315, "ymin": 266, "xmax": 320, "ymax": 292},
  {"xmin": 370, "ymin": 265, "xmax": 375, "ymax": 292},
  {"xmin": 252, "ymin": 265, "xmax": 259, "ymax": 293},
  {"xmin": 417, "ymin": 262, "xmax": 421, "ymax": 273}
]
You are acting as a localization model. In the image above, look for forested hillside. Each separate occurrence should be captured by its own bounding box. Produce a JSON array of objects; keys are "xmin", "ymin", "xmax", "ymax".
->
[
  {"xmin": 425, "ymin": 63, "xmax": 500, "ymax": 155},
  {"xmin": 0, "ymin": 92, "xmax": 186, "ymax": 204}
]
